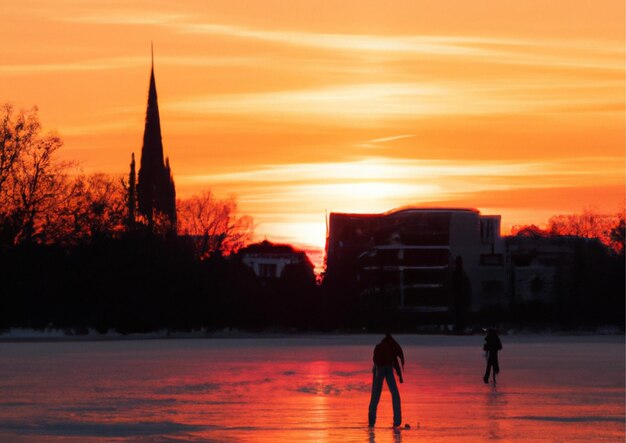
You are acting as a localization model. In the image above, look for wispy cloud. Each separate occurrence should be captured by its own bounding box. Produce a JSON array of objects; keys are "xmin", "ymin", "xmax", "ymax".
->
[
  {"xmin": 168, "ymin": 83, "xmax": 449, "ymax": 121},
  {"xmin": 0, "ymin": 57, "xmax": 145, "ymax": 75},
  {"xmin": 175, "ymin": 23, "xmax": 623, "ymax": 71},
  {"xmin": 180, "ymin": 156, "xmax": 622, "ymax": 189},
  {"xmin": 177, "ymin": 155, "xmax": 623, "ymax": 249},
  {"xmin": 368, "ymin": 135, "xmax": 416, "ymax": 144},
  {"xmin": 61, "ymin": 11, "xmax": 623, "ymax": 71},
  {"xmin": 357, "ymin": 135, "xmax": 416, "ymax": 149},
  {"xmin": 0, "ymin": 55, "xmax": 260, "ymax": 76},
  {"xmin": 167, "ymin": 77, "xmax": 622, "ymax": 123},
  {"xmin": 65, "ymin": 11, "xmax": 189, "ymax": 26},
  {"xmin": 176, "ymin": 24, "xmax": 496, "ymax": 57}
]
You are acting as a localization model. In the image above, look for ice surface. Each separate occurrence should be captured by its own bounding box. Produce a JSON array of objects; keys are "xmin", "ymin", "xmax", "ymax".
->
[{"xmin": 0, "ymin": 334, "xmax": 623, "ymax": 442}]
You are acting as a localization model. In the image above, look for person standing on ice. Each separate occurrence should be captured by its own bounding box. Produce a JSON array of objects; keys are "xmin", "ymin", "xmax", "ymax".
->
[
  {"xmin": 368, "ymin": 332, "xmax": 404, "ymax": 427},
  {"xmin": 483, "ymin": 328, "xmax": 502, "ymax": 384}
]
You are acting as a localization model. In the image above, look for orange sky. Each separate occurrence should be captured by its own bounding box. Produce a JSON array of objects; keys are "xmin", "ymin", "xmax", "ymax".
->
[{"xmin": 1, "ymin": 0, "xmax": 624, "ymax": 261}]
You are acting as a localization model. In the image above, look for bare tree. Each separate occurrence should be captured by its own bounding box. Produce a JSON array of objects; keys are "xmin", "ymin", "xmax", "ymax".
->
[
  {"xmin": 47, "ymin": 173, "xmax": 127, "ymax": 244},
  {"xmin": 0, "ymin": 105, "xmax": 38, "ymax": 207},
  {"xmin": 609, "ymin": 213, "xmax": 625, "ymax": 256},
  {"xmin": 0, "ymin": 104, "xmax": 69, "ymax": 245},
  {"xmin": 547, "ymin": 208, "xmax": 618, "ymax": 248},
  {"xmin": 177, "ymin": 190, "xmax": 254, "ymax": 259},
  {"xmin": 512, "ymin": 208, "xmax": 624, "ymax": 254},
  {"xmin": 510, "ymin": 224, "xmax": 548, "ymax": 237},
  {"xmin": 0, "ymin": 104, "xmax": 25, "ymax": 190}
]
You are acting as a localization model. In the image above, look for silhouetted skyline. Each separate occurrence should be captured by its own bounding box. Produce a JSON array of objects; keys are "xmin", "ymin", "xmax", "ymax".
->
[{"xmin": 0, "ymin": 1, "xmax": 623, "ymax": 257}]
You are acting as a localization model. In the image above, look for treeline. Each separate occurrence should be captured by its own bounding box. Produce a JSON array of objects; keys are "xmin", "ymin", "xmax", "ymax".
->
[
  {"xmin": 1, "ymin": 105, "xmax": 624, "ymax": 334},
  {"xmin": 0, "ymin": 105, "xmax": 322, "ymax": 333},
  {"xmin": 0, "ymin": 105, "xmax": 128, "ymax": 247},
  {"xmin": 0, "ymin": 234, "xmax": 324, "ymax": 333},
  {"xmin": 511, "ymin": 209, "xmax": 625, "ymax": 255},
  {"xmin": 0, "ymin": 105, "xmax": 253, "ymax": 252}
]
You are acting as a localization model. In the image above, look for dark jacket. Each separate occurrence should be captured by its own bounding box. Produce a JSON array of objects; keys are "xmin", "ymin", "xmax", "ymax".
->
[
  {"xmin": 483, "ymin": 331, "xmax": 502, "ymax": 361},
  {"xmin": 373, "ymin": 335, "xmax": 404, "ymax": 366},
  {"xmin": 373, "ymin": 334, "xmax": 405, "ymax": 382}
]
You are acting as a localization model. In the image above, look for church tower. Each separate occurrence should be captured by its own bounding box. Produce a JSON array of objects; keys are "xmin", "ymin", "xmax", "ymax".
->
[{"xmin": 137, "ymin": 48, "xmax": 176, "ymax": 230}]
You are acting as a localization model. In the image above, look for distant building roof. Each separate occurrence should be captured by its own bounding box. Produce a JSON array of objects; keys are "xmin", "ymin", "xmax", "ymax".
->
[
  {"xmin": 331, "ymin": 207, "xmax": 480, "ymax": 218},
  {"xmin": 240, "ymin": 240, "xmax": 300, "ymax": 255}
]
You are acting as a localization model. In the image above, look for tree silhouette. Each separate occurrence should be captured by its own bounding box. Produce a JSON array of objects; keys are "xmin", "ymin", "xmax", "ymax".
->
[
  {"xmin": 58, "ymin": 173, "xmax": 127, "ymax": 243},
  {"xmin": 0, "ymin": 104, "xmax": 68, "ymax": 246},
  {"xmin": 609, "ymin": 214, "xmax": 625, "ymax": 256},
  {"xmin": 511, "ymin": 209, "xmax": 623, "ymax": 254},
  {"xmin": 177, "ymin": 190, "xmax": 254, "ymax": 259},
  {"xmin": 547, "ymin": 208, "xmax": 617, "ymax": 248}
]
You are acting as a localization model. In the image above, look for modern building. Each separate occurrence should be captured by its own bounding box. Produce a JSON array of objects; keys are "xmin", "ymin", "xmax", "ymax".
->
[
  {"xmin": 325, "ymin": 207, "xmax": 508, "ymax": 314},
  {"xmin": 506, "ymin": 232, "xmax": 577, "ymax": 305}
]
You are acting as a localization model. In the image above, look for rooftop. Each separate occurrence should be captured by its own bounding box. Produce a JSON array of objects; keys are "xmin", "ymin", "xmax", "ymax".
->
[{"xmin": 330, "ymin": 207, "xmax": 480, "ymax": 218}]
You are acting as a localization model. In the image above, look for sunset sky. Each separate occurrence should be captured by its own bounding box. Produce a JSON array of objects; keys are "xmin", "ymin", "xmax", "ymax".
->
[{"xmin": 1, "ymin": 0, "xmax": 624, "ymax": 262}]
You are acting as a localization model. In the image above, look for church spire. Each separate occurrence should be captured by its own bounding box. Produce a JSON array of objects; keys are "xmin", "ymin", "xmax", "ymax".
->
[
  {"xmin": 136, "ymin": 46, "xmax": 176, "ymax": 231},
  {"xmin": 127, "ymin": 153, "xmax": 137, "ymax": 228}
]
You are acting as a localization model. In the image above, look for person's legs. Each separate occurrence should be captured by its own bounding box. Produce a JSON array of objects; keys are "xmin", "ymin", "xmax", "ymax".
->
[
  {"xmin": 368, "ymin": 366, "xmax": 384, "ymax": 426},
  {"xmin": 483, "ymin": 362, "xmax": 492, "ymax": 383},
  {"xmin": 384, "ymin": 366, "xmax": 402, "ymax": 427}
]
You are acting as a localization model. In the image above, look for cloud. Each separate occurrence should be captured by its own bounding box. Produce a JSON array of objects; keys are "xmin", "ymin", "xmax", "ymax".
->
[
  {"xmin": 177, "ymin": 155, "xmax": 623, "ymax": 223},
  {"xmin": 166, "ymin": 82, "xmax": 498, "ymax": 122},
  {"xmin": 166, "ymin": 83, "xmax": 445, "ymax": 123},
  {"xmin": 176, "ymin": 156, "xmax": 623, "ymax": 251},
  {"xmin": 0, "ymin": 55, "xmax": 261, "ymax": 76},
  {"xmin": 0, "ymin": 57, "xmax": 145, "ymax": 75},
  {"xmin": 167, "ymin": 76, "xmax": 622, "ymax": 123},
  {"xmin": 175, "ymin": 23, "xmax": 623, "ymax": 71},
  {"xmin": 367, "ymin": 135, "xmax": 416, "ymax": 144},
  {"xmin": 60, "ymin": 11, "xmax": 623, "ymax": 71},
  {"xmin": 177, "ymin": 23, "xmax": 497, "ymax": 57},
  {"xmin": 65, "ymin": 10, "xmax": 189, "ymax": 26},
  {"xmin": 181, "ymin": 156, "xmax": 621, "ymax": 186}
]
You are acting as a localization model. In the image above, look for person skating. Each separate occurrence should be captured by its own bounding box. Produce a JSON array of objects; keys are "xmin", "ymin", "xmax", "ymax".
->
[
  {"xmin": 368, "ymin": 333, "xmax": 404, "ymax": 427},
  {"xmin": 483, "ymin": 328, "xmax": 502, "ymax": 385}
]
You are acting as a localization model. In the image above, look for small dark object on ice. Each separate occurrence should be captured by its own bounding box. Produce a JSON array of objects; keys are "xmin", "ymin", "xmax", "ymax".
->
[{"xmin": 404, "ymin": 423, "xmax": 411, "ymax": 429}]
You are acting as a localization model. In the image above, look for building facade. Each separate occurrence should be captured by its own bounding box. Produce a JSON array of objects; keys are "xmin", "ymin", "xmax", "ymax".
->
[
  {"xmin": 325, "ymin": 208, "xmax": 508, "ymax": 314},
  {"xmin": 506, "ymin": 233, "xmax": 577, "ymax": 305},
  {"xmin": 239, "ymin": 240, "xmax": 315, "ymax": 280}
]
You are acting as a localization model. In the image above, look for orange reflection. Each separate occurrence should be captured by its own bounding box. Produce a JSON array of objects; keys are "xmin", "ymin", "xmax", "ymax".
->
[{"xmin": 0, "ymin": 336, "xmax": 624, "ymax": 442}]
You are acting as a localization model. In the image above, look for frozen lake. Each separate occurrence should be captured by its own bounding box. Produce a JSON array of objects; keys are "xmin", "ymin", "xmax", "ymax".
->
[{"xmin": 0, "ymin": 334, "xmax": 623, "ymax": 442}]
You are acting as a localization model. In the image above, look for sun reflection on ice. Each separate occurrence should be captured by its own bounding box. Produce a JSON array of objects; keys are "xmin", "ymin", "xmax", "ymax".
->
[{"xmin": 0, "ymin": 336, "xmax": 623, "ymax": 442}]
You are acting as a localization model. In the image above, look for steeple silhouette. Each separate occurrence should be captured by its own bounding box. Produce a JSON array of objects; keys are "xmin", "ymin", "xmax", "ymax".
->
[
  {"xmin": 137, "ymin": 47, "xmax": 176, "ymax": 230},
  {"xmin": 127, "ymin": 152, "xmax": 137, "ymax": 228}
]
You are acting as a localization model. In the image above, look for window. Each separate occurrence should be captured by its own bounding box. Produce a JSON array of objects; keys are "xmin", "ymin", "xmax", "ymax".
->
[
  {"xmin": 258, "ymin": 263, "xmax": 277, "ymax": 278},
  {"xmin": 480, "ymin": 218, "xmax": 498, "ymax": 245},
  {"xmin": 480, "ymin": 254, "xmax": 503, "ymax": 266}
]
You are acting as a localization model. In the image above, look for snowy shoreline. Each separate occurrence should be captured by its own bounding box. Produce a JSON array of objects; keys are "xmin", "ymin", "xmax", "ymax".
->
[{"xmin": 0, "ymin": 326, "xmax": 623, "ymax": 343}]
